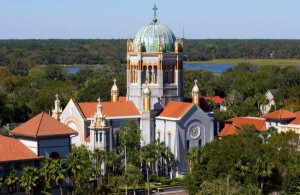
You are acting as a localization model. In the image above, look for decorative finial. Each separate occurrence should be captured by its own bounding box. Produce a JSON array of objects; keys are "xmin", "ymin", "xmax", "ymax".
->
[
  {"xmin": 194, "ymin": 79, "xmax": 198, "ymax": 85},
  {"xmin": 113, "ymin": 78, "xmax": 116, "ymax": 85},
  {"xmin": 153, "ymin": 4, "xmax": 158, "ymax": 23},
  {"xmin": 55, "ymin": 94, "xmax": 59, "ymax": 100},
  {"xmin": 97, "ymin": 97, "xmax": 101, "ymax": 104}
]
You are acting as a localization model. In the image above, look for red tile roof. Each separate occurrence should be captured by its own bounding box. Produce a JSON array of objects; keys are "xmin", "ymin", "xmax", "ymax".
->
[
  {"xmin": 11, "ymin": 112, "xmax": 78, "ymax": 138},
  {"xmin": 261, "ymin": 109, "xmax": 297, "ymax": 120},
  {"xmin": 219, "ymin": 117, "xmax": 267, "ymax": 137},
  {"xmin": 203, "ymin": 96, "xmax": 224, "ymax": 104},
  {"xmin": 118, "ymin": 96, "xmax": 126, "ymax": 102},
  {"xmin": 159, "ymin": 101, "xmax": 194, "ymax": 119},
  {"xmin": 290, "ymin": 111, "xmax": 300, "ymax": 125},
  {"xmin": 0, "ymin": 135, "xmax": 44, "ymax": 162},
  {"xmin": 77, "ymin": 101, "xmax": 140, "ymax": 118}
]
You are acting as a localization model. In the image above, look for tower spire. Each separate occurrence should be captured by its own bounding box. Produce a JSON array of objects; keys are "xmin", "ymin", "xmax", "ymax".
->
[{"xmin": 153, "ymin": 4, "xmax": 158, "ymax": 23}]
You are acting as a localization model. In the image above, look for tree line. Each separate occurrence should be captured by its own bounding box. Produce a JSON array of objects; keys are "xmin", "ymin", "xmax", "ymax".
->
[
  {"xmin": 1, "ymin": 62, "xmax": 300, "ymax": 129},
  {"xmin": 0, "ymin": 39, "xmax": 300, "ymax": 66}
]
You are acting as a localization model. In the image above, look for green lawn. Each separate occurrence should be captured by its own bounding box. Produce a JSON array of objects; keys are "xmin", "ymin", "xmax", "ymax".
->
[{"xmin": 184, "ymin": 59, "xmax": 300, "ymax": 66}]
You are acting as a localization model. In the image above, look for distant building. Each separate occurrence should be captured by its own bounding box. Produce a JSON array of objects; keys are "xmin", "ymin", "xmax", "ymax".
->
[
  {"xmin": 204, "ymin": 96, "xmax": 226, "ymax": 111},
  {"xmin": 260, "ymin": 89, "xmax": 278, "ymax": 114},
  {"xmin": 219, "ymin": 116, "xmax": 267, "ymax": 137},
  {"xmin": 261, "ymin": 109, "xmax": 297, "ymax": 131}
]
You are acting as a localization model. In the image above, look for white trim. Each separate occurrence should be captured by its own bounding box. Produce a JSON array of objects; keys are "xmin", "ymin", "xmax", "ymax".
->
[{"xmin": 156, "ymin": 116, "xmax": 181, "ymax": 121}]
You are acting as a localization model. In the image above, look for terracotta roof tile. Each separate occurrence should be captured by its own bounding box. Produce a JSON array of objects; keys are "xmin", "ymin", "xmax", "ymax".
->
[
  {"xmin": 159, "ymin": 101, "xmax": 194, "ymax": 119},
  {"xmin": 290, "ymin": 111, "xmax": 300, "ymax": 125},
  {"xmin": 261, "ymin": 109, "xmax": 297, "ymax": 120},
  {"xmin": 11, "ymin": 112, "xmax": 78, "ymax": 138},
  {"xmin": 78, "ymin": 101, "xmax": 140, "ymax": 118},
  {"xmin": 85, "ymin": 135, "xmax": 90, "ymax": 142},
  {"xmin": 0, "ymin": 135, "xmax": 44, "ymax": 162},
  {"xmin": 219, "ymin": 117, "xmax": 267, "ymax": 137},
  {"xmin": 204, "ymin": 96, "xmax": 224, "ymax": 104}
]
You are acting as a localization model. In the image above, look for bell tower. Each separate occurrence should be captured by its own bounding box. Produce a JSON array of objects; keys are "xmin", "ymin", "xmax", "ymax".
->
[{"xmin": 126, "ymin": 5, "xmax": 183, "ymax": 114}]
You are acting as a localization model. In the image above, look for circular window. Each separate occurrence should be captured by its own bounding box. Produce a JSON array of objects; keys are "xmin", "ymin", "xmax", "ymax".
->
[{"xmin": 189, "ymin": 126, "xmax": 201, "ymax": 139}]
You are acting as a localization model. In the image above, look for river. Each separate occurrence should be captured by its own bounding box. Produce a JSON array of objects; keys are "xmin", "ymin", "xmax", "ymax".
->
[{"xmin": 67, "ymin": 64, "xmax": 235, "ymax": 74}]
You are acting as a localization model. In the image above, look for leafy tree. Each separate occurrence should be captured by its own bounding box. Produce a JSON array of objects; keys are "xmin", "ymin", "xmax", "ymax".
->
[
  {"xmin": 140, "ymin": 143, "xmax": 156, "ymax": 195},
  {"xmin": 20, "ymin": 166, "xmax": 40, "ymax": 195},
  {"xmin": 67, "ymin": 146, "xmax": 92, "ymax": 195},
  {"xmin": 50, "ymin": 159, "xmax": 66, "ymax": 195},
  {"xmin": 126, "ymin": 164, "xmax": 144, "ymax": 195},
  {"xmin": 5, "ymin": 169, "xmax": 18, "ymax": 193}
]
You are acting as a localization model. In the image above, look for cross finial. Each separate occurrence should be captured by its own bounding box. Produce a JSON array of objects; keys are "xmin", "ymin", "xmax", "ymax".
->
[{"xmin": 153, "ymin": 4, "xmax": 158, "ymax": 22}]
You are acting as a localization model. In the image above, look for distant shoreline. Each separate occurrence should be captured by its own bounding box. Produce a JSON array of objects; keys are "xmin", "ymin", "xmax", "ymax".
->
[{"xmin": 184, "ymin": 59, "xmax": 300, "ymax": 66}]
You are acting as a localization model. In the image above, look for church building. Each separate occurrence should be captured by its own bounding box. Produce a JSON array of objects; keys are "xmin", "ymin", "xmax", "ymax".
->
[{"xmin": 59, "ymin": 5, "xmax": 216, "ymax": 176}]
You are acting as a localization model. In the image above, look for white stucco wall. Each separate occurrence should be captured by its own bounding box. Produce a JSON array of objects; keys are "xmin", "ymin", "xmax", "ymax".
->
[{"xmin": 18, "ymin": 138, "xmax": 38, "ymax": 154}]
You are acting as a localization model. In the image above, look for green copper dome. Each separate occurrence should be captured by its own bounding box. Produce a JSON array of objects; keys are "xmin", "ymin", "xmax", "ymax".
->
[{"xmin": 133, "ymin": 22, "xmax": 176, "ymax": 53}]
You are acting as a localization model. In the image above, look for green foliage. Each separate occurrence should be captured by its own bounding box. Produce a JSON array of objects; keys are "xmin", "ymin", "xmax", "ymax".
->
[
  {"xmin": 5, "ymin": 169, "xmax": 18, "ymax": 193},
  {"xmin": 118, "ymin": 121, "xmax": 141, "ymax": 166},
  {"xmin": 184, "ymin": 131, "xmax": 300, "ymax": 195},
  {"xmin": 20, "ymin": 166, "xmax": 40, "ymax": 194}
]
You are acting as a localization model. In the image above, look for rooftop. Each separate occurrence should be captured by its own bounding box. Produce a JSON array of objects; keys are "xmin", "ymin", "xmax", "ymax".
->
[
  {"xmin": 261, "ymin": 109, "xmax": 297, "ymax": 120},
  {"xmin": 11, "ymin": 112, "xmax": 78, "ymax": 138},
  {"xmin": 0, "ymin": 135, "xmax": 43, "ymax": 162},
  {"xmin": 77, "ymin": 100, "xmax": 140, "ymax": 119},
  {"xmin": 158, "ymin": 101, "xmax": 194, "ymax": 120}
]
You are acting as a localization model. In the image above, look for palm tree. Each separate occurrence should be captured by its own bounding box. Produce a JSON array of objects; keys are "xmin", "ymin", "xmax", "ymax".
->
[
  {"xmin": 20, "ymin": 166, "xmax": 40, "ymax": 195},
  {"xmin": 0, "ymin": 177, "xmax": 3, "ymax": 191},
  {"xmin": 91, "ymin": 148, "xmax": 105, "ymax": 190},
  {"xmin": 50, "ymin": 159, "xmax": 66, "ymax": 195},
  {"xmin": 41, "ymin": 159, "xmax": 53, "ymax": 185},
  {"xmin": 126, "ymin": 164, "xmax": 143, "ymax": 195},
  {"xmin": 140, "ymin": 144, "xmax": 155, "ymax": 195},
  {"xmin": 186, "ymin": 147, "xmax": 202, "ymax": 171},
  {"xmin": 67, "ymin": 146, "xmax": 91, "ymax": 195},
  {"xmin": 5, "ymin": 169, "xmax": 18, "ymax": 194},
  {"xmin": 254, "ymin": 157, "xmax": 275, "ymax": 190}
]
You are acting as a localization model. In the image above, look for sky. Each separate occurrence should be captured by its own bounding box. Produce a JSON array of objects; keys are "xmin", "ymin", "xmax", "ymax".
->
[{"xmin": 0, "ymin": 0, "xmax": 300, "ymax": 39}]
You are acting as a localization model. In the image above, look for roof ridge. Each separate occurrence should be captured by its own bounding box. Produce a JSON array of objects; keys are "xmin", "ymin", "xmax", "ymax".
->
[{"xmin": 36, "ymin": 112, "xmax": 45, "ymax": 137}]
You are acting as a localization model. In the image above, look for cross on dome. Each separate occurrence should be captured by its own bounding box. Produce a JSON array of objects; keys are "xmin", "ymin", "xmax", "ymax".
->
[{"xmin": 153, "ymin": 4, "xmax": 158, "ymax": 22}]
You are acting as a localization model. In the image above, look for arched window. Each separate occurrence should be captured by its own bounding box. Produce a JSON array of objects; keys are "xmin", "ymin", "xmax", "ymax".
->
[
  {"xmin": 149, "ymin": 66, "xmax": 152, "ymax": 84},
  {"xmin": 154, "ymin": 66, "xmax": 158, "ymax": 83},
  {"xmin": 199, "ymin": 139, "xmax": 202, "ymax": 147},
  {"xmin": 49, "ymin": 152, "xmax": 60, "ymax": 159},
  {"xmin": 167, "ymin": 131, "xmax": 172, "ymax": 148},
  {"xmin": 142, "ymin": 65, "xmax": 147, "ymax": 83},
  {"xmin": 157, "ymin": 130, "xmax": 161, "ymax": 141},
  {"xmin": 100, "ymin": 132, "xmax": 103, "ymax": 143}
]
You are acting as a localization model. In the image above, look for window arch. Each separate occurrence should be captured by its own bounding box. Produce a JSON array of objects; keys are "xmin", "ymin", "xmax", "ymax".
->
[{"xmin": 49, "ymin": 152, "xmax": 60, "ymax": 159}]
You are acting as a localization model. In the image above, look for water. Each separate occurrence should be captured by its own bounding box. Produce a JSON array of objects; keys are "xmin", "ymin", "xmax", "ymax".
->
[
  {"xmin": 183, "ymin": 64, "xmax": 235, "ymax": 72},
  {"xmin": 67, "ymin": 64, "xmax": 235, "ymax": 74}
]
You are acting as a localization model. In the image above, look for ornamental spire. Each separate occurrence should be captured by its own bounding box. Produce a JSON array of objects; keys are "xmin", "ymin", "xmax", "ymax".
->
[{"xmin": 153, "ymin": 4, "xmax": 158, "ymax": 23}]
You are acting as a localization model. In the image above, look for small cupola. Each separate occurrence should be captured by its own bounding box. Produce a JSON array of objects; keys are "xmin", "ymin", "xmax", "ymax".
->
[
  {"xmin": 52, "ymin": 94, "xmax": 63, "ymax": 120},
  {"xmin": 192, "ymin": 79, "xmax": 199, "ymax": 105},
  {"xmin": 111, "ymin": 79, "xmax": 119, "ymax": 102},
  {"xmin": 143, "ymin": 84, "xmax": 151, "ymax": 111}
]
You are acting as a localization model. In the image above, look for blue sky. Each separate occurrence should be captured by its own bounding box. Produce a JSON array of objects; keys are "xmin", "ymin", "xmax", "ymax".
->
[{"xmin": 0, "ymin": 0, "xmax": 299, "ymax": 39}]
